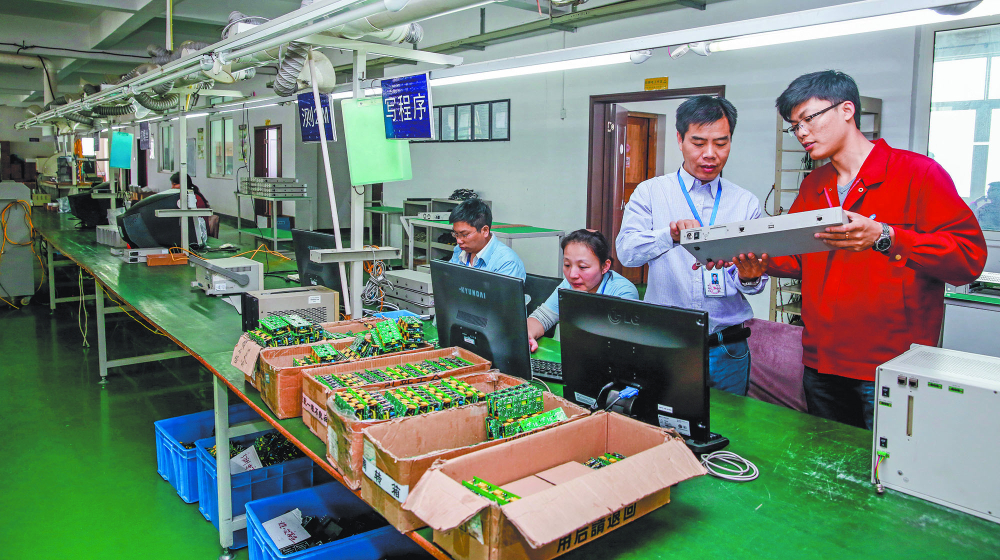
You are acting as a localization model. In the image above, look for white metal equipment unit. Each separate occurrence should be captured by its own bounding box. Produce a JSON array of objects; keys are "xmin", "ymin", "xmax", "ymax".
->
[
  {"xmin": 190, "ymin": 256, "xmax": 265, "ymax": 296},
  {"xmin": 872, "ymin": 345, "xmax": 1000, "ymax": 524}
]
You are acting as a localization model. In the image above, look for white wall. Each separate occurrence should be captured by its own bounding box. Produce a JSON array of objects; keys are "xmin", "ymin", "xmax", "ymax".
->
[
  {"xmin": 0, "ymin": 106, "xmax": 57, "ymax": 160},
  {"xmin": 381, "ymin": 0, "xmax": 948, "ymax": 318}
]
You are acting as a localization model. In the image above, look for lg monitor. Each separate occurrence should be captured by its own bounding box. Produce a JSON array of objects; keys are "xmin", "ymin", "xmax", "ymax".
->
[
  {"xmin": 117, "ymin": 190, "xmax": 198, "ymax": 248},
  {"xmin": 430, "ymin": 260, "xmax": 531, "ymax": 379},
  {"xmin": 291, "ymin": 228, "xmax": 343, "ymax": 292},
  {"xmin": 68, "ymin": 193, "xmax": 111, "ymax": 229},
  {"xmin": 559, "ymin": 290, "xmax": 728, "ymax": 453}
]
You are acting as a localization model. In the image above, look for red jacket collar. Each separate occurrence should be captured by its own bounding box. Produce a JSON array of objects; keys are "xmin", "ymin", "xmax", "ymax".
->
[{"xmin": 814, "ymin": 138, "xmax": 890, "ymax": 194}]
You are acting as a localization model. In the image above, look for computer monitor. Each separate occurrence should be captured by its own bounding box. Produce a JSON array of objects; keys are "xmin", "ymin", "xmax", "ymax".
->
[
  {"xmin": 559, "ymin": 290, "xmax": 727, "ymax": 452},
  {"xmin": 291, "ymin": 228, "xmax": 343, "ymax": 291},
  {"xmin": 68, "ymin": 193, "xmax": 111, "ymax": 228},
  {"xmin": 430, "ymin": 260, "xmax": 531, "ymax": 379},
  {"xmin": 117, "ymin": 190, "xmax": 197, "ymax": 248}
]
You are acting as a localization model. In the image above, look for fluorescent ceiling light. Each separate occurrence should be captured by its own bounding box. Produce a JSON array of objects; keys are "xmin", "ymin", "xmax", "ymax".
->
[
  {"xmin": 709, "ymin": 1, "xmax": 1000, "ymax": 52},
  {"xmin": 214, "ymin": 102, "xmax": 283, "ymax": 114},
  {"xmin": 430, "ymin": 52, "xmax": 633, "ymax": 86},
  {"xmin": 329, "ymin": 88, "xmax": 382, "ymax": 99}
]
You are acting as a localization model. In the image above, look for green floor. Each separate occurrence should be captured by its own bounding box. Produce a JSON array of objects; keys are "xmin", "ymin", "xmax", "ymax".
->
[{"xmin": 0, "ymin": 277, "xmax": 247, "ymax": 559}]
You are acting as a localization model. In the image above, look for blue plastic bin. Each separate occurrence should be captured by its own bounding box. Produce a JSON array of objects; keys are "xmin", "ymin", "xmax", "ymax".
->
[
  {"xmin": 154, "ymin": 403, "xmax": 259, "ymax": 503},
  {"xmin": 246, "ymin": 482, "xmax": 426, "ymax": 560},
  {"xmin": 373, "ymin": 310, "xmax": 419, "ymax": 320},
  {"xmin": 195, "ymin": 430, "xmax": 314, "ymax": 549}
]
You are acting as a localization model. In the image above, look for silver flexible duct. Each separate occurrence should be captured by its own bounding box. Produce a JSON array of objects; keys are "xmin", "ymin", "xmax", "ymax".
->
[
  {"xmin": 134, "ymin": 91, "xmax": 180, "ymax": 112},
  {"xmin": 64, "ymin": 113, "xmax": 95, "ymax": 128},
  {"xmin": 91, "ymin": 105, "xmax": 135, "ymax": 116},
  {"xmin": 153, "ymin": 80, "xmax": 174, "ymax": 95},
  {"xmin": 273, "ymin": 0, "xmax": 315, "ymax": 97},
  {"xmin": 224, "ymin": 11, "xmax": 270, "ymax": 39}
]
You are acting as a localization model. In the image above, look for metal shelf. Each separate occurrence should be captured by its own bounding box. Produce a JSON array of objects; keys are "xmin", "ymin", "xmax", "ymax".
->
[
  {"xmin": 775, "ymin": 301, "xmax": 802, "ymax": 315},
  {"xmin": 779, "ymin": 283, "xmax": 802, "ymax": 295},
  {"xmin": 431, "ymin": 242, "xmax": 457, "ymax": 251}
]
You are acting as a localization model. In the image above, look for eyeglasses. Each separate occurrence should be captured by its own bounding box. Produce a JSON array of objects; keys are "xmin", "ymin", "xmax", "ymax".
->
[
  {"xmin": 783, "ymin": 101, "xmax": 844, "ymax": 137},
  {"xmin": 452, "ymin": 229, "xmax": 478, "ymax": 241}
]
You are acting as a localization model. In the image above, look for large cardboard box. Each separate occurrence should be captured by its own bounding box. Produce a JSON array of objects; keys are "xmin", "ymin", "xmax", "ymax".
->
[
  {"xmin": 240, "ymin": 318, "xmax": 385, "ymax": 388},
  {"xmin": 302, "ymin": 347, "xmax": 492, "ymax": 440},
  {"xmin": 360, "ymin": 392, "xmax": 589, "ymax": 532},
  {"xmin": 325, "ymin": 371, "xmax": 526, "ymax": 490},
  {"xmin": 257, "ymin": 336, "xmax": 433, "ymax": 419},
  {"xmin": 404, "ymin": 413, "xmax": 706, "ymax": 560}
]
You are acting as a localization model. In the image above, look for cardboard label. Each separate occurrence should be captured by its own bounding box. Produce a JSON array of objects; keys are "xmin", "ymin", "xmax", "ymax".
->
[
  {"xmin": 263, "ymin": 509, "xmax": 310, "ymax": 549},
  {"xmin": 362, "ymin": 453, "xmax": 409, "ymax": 502},
  {"xmin": 657, "ymin": 414, "xmax": 690, "ymax": 436},
  {"xmin": 327, "ymin": 425, "xmax": 339, "ymax": 462},
  {"xmin": 308, "ymin": 295, "xmax": 322, "ymax": 304},
  {"xmin": 461, "ymin": 512, "xmax": 485, "ymax": 545},
  {"xmin": 574, "ymin": 392, "xmax": 596, "ymax": 407},
  {"xmin": 657, "ymin": 403, "xmax": 673, "ymax": 414},
  {"xmin": 215, "ymin": 283, "xmax": 228, "ymax": 292},
  {"xmin": 231, "ymin": 334, "xmax": 263, "ymax": 378},
  {"xmin": 302, "ymin": 394, "xmax": 328, "ymax": 426},
  {"xmin": 230, "ymin": 445, "xmax": 263, "ymax": 474}
]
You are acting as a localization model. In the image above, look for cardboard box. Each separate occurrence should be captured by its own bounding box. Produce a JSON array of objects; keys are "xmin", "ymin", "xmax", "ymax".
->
[
  {"xmin": 325, "ymin": 371, "xmax": 526, "ymax": 490},
  {"xmin": 241, "ymin": 318, "xmax": 387, "ymax": 388},
  {"xmin": 256, "ymin": 336, "xmax": 434, "ymax": 419},
  {"xmin": 302, "ymin": 347, "xmax": 492, "ymax": 440},
  {"xmin": 404, "ymin": 413, "xmax": 706, "ymax": 560},
  {"xmin": 359, "ymin": 392, "xmax": 589, "ymax": 532}
]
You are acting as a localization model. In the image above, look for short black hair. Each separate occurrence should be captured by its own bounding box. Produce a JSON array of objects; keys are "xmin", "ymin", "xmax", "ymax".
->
[
  {"xmin": 676, "ymin": 95, "xmax": 737, "ymax": 139},
  {"xmin": 449, "ymin": 199, "xmax": 492, "ymax": 231},
  {"xmin": 776, "ymin": 70, "xmax": 862, "ymax": 128},
  {"xmin": 561, "ymin": 229, "xmax": 611, "ymax": 265}
]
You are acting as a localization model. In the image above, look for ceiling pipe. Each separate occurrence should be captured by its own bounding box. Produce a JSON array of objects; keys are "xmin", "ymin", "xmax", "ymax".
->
[{"xmin": 0, "ymin": 53, "xmax": 57, "ymax": 105}]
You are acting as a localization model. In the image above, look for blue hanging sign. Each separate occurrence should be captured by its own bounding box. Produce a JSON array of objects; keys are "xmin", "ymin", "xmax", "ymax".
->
[
  {"xmin": 381, "ymin": 74, "xmax": 433, "ymax": 139},
  {"xmin": 298, "ymin": 92, "xmax": 337, "ymax": 143}
]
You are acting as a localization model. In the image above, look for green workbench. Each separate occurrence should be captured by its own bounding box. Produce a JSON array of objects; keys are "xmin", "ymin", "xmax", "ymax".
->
[{"xmin": 32, "ymin": 212, "xmax": 1000, "ymax": 559}]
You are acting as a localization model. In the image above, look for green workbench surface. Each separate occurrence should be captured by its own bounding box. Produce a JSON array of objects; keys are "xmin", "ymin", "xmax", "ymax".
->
[
  {"xmin": 32, "ymin": 212, "xmax": 1000, "ymax": 559},
  {"xmin": 239, "ymin": 227, "xmax": 294, "ymax": 240},
  {"xmin": 945, "ymin": 292, "xmax": 1000, "ymax": 306},
  {"xmin": 366, "ymin": 205, "xmax": 404, "ymax": 213}
]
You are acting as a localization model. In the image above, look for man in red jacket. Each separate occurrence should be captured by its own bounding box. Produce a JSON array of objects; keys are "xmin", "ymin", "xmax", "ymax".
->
[{"xmin": 761, "ymin": 70, "xmax": 987, "ymax": 429}]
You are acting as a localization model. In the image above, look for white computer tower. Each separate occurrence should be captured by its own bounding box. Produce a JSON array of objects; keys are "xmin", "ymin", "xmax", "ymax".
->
[{"xmin": 873, "ymin": 345, "xmax": 1000, "ymax": 524}]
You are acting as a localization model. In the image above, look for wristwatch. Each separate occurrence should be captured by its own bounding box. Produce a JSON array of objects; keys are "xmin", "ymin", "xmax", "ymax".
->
[
  {"xmin": 740, "ymin": 276, "xmax": 761, "ymax": 287},
  {"xmin": 873, "ymin": 222, "xmax": 892, "ymax": 254}
]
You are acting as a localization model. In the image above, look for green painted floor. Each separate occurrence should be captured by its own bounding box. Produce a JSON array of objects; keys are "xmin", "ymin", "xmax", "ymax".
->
[{"xmin": 0, "ymin": 273, "xmax": 247, "ymax": 559}]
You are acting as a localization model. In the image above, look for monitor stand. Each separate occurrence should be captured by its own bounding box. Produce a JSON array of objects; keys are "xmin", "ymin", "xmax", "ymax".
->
[{"xmin": 595, "ymin": 383, "xmax": 730, "ymax": 455}]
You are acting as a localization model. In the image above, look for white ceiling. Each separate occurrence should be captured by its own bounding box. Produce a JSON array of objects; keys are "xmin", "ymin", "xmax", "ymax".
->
[{"xmin": 0, "ymin": 0, "xmax": 719, "ymax": 108}]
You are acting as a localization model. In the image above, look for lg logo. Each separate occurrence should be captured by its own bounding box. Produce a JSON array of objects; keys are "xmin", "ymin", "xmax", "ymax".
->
[{"xmin": 608, "ymin": 309, "xmax": 640, "ymax": 326}]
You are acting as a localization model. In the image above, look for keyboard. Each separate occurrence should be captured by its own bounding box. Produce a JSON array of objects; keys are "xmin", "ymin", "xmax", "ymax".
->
[{"xmin": 530, "ymin": 358, "xmax": 563, "ymax": 381}]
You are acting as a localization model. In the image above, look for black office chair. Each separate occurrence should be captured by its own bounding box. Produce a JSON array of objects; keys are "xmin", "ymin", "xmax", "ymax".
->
[{"xmin": 525, "ymin": 273, "xmax": 563, "ymax": 339}]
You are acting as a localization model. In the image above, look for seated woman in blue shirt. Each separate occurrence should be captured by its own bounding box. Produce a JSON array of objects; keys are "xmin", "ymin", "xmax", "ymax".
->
[{"xmin": 527, "ymin": 229, "xmax": 639, "ymax": 352}]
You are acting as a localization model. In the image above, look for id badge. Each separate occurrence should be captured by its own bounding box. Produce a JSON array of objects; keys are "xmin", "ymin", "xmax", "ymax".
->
[{"xmin": 703, "ymin": 267, "xmax": 727, "ymax": 298}]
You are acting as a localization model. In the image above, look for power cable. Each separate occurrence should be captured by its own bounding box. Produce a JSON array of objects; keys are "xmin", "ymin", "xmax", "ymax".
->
[{"xmin": 700, "ymin": 451, "xmax": 759, "ymax": 482}]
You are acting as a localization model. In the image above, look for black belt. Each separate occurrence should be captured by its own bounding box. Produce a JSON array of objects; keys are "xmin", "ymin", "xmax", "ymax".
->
[{"xmin": 708, "ymin": 323, "xmax": 751, "ymax": 347}]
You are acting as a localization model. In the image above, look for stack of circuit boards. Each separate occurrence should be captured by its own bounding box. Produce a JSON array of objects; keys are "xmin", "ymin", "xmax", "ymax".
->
[
  {"xmin": 584, "ymin": 452, "xmax": 626, "ymax": 469},
  {"xmin": 485, "ymin": 384, "xmax": 567, "ymax": 441},
  {"xmin": 206, "ymin": 431, "xmax": 305, "ymax": 466},
  {"xmin": 314, "ymin": 356, "xmax": 475, "ymax": 390},
  {"xmin": 462, "ymin": 477, "xmax": 521, "ymax": 506},
  {"xmin": 397, "ymin": 316, "xmax": 427, "ymax": 349},
  {"xmin": 246, "ymin": 314, "xmax": 344, "ymax": 348},
  {"xmin": 332, "ymin": 377, "xmax": 487, "ymax": 421}
]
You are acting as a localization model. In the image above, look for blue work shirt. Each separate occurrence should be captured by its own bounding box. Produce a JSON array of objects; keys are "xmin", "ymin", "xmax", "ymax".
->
[
  {"xmin": 615, "ymin": 167, "xmax": 768, "ymax": 335},
  {"xmin": 449, "ymin": 234, "xmax": 526, "ymax": 280},
  {"xmin": 540, "ymin": 270, "xmax": 639, "ymax": 319}
]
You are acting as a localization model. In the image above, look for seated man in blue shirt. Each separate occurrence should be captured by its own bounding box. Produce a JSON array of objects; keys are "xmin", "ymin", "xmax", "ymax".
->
[
  {"xmin": 616, "ymin": 95, "xmax": 768, "ymax": 397},
  {"xmin": 448, "ymin": 198, "xmax": 526, "ymax": 280}
]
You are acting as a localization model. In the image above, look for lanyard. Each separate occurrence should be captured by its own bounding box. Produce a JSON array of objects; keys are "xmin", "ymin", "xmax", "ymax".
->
[
  {"xmin": 677, "ymin": 170, "xmax": 721, "ymax": 227},
  {"xmin": 598, "ymin": 273, "xmax": 610, "ymax": 295}
]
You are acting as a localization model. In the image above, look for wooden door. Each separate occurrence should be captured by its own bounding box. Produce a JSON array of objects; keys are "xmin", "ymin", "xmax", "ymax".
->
[{"xmin": 617, "ymin": 114, "xmax": 658, "ymax": 284}]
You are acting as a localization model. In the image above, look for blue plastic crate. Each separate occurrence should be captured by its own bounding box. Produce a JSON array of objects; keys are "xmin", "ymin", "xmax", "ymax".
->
[
  {"xmin": 373, "ymin": 310, "xmax": 419, "ymax": 320},
  {"xmin": 195, "ymin": 430, "xmax": 314, "ymax": 550},
  {"xmin": 154, "ymin": 403, "xmax": 259, "ymax": 503},
  {"xmin": 246, "ymin": 482, "xmax": 426, "ymax": 560}
]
